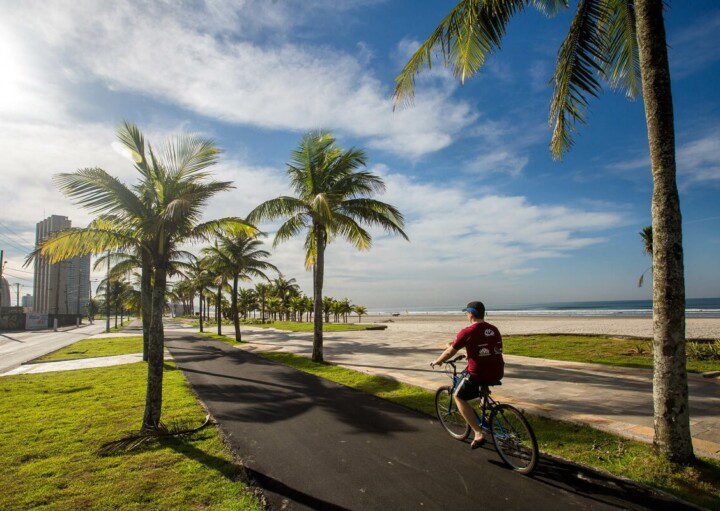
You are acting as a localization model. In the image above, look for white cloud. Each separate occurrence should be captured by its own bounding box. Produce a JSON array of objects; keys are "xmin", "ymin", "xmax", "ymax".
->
[
  {"xmin": 252, "ymin": 168, "xmax": 624, "ymax": 306},
  {"xmin": 3, "ymin": 0, "xmax": 474, "ymax": 159},
  {"xmin": 606, "ymin": 130, "xmax": 720, "ymax": 185}
]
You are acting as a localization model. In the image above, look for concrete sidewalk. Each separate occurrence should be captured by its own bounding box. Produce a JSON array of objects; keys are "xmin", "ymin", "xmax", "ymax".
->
[
  {"xmin": 237, "ymin": 326, "xmax": 720, "ymax": 459},
  {"xmin": 1, "ymin": 353, "xmax": 147, "ymax": 375}
]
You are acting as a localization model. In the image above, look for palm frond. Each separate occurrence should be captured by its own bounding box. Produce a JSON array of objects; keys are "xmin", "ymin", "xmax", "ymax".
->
[
  {"xmin": 273, "ymin": 214, "xmax": 308, "ymax": 247},
  {"xmin": 188, "ymin": 218, "xmax": 257, "ymax": 243},
  {"xmin": 599, "ymin": 0, "xmax": 640, "ymax": 98},
  {"xmin": 54, "ymin": 168, "xmax": 148, "ymax": 219},
  {"xmin": 549, "ymin": 0, "xmax": 608, "ymax": 158},
  {"xmin": 393, "ymin": 0, "xmax": 527, "ymax": 107},
  {"xmin": 248, "ymin": 197, "xmax": 307, "ymax": 224}
]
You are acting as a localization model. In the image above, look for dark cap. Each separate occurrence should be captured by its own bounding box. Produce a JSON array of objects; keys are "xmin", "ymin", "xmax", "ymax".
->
[{"xmin": 463, "ymin": 301, "xmax": 485, "ymax": 318}]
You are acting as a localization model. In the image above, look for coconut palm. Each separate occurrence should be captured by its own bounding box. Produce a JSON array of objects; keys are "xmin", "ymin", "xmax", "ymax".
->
[
  {"xmin": 29, "ymin": 122, "xmax": 255, "ymax": 431},
  {"xmin": 395, "ymin": 0, "xmax": 692, "ymax": 464},
  {"xmin": 255, "ymin": 283, "xmax": 271, "ymax": 322},
  {"xmin": 355, "ymin": 305, "xmax": 367, "ymax": 323},
  {"xmin": 237, "ymin": 288, "xmax": 258, "ymax": 320},
  {"xmin": 202, "ymin": 232, "xmax": 276, "ymax": 342},
  {"xmin": 271, "ymin": 275, "xmax": 301, "ymax": 321},
  {"xmin": 182, "ymin": 256, "xmax": 214, "ymax": 332},
  {"xmin": 323, "ymin": 296, "xmax": 334, "ymax": 323},
  {"xmin": 249, "ymin": 131, "xmax": 408, "ymax": 361}
]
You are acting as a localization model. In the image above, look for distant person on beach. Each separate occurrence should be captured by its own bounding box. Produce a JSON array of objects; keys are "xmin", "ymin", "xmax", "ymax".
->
[{"xmin": 430, "ymin": 301, "xmax": 504, "ymax": 448}]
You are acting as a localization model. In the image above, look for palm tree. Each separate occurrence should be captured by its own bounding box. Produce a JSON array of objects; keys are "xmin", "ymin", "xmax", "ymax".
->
[
  {"xmin": 30, "ymin": 122, "xmax": 254, "ymax": 431},
  {"xmin": 202, "ymin": 232, "xmax": 276, "ymax": 342},
  {"xmin": 355, "ymin": 305, "xmax": 367, "ymax": 323},
  {"xmin": 237, "ymin": 288, "xmax": 257, "ymax": 320},
  {"xmin": 183, "ymin": 256, "xmax": 214, "ymax": 332},
  {"xmin": 395, "ymin": 0, "xmax": 692, "ymax": 464},
  {"xmin": 638, "ymin": 225, "xmax": 653, "ymax": 287},
  {"xmin": 255, "ymin": 283, "xmax": 271, "ymax": 322},
  {"xmin": 249, "ymin": 131, "xmax": 408, "ymax": 362},
  {"xmin": 271, "ymin": 275, "xmax": 301, "ymax": 321},
  {"xmin": 323, "ymin": 296, "xmax": 334, "ymax": 323}
]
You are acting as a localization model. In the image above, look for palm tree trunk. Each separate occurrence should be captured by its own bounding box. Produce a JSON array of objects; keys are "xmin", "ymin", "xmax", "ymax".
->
[
  {"xmin": 232, "ymin": 275, "xmax": 241, "ymax": 343},
  {"xmin": 140, "ymin": 254, "xmax": 152, "ymax": 362},
  {"xmin": 198, "ymin": 288, "xmax": 204, "ymax": 333},
  {"xmin": 217, "ymin": 285, "xmax": 222, "ymax": 336},
  {"xmin": 635, "ymin": 0, "xmax": 693, "ymax": 464},
  {"xmin": 142, "ymin": 264, "xmax": 166, "ymax": 430},
  {"xmin": 312, "ymin": 227, "xmax": 325, "ymax": 362}
]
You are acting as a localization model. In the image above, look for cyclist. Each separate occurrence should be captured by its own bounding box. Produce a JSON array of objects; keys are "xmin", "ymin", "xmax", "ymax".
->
[{"xmin": 430, "ymin": 301, "xmax": 504, "ymax": 449}]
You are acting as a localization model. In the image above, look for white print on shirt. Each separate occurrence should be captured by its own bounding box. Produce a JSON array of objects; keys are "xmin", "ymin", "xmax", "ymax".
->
[
  {"xmin": 485, "ymin": 329, "xmax": 495, "ymax": 336},
  {"xmin": 478, "ymin": 347, "xmax": 491, "ymax": 356},
  {"xmin": 494, "ymin": 345, "xmax": 503, "ymax": 354}
]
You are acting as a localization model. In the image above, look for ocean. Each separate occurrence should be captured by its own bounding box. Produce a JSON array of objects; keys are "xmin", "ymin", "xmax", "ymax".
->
[{"xmin": 367, "ymin": 297, "xmax": 720, "ymax": 318}]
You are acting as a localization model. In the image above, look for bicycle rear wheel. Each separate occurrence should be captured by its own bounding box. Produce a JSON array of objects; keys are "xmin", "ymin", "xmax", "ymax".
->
[
  {"xmin": 489, "ymin": 404, "xmax": 538, "ymax": 474},
  {"xmin": 435, "ymin": 386, "xmax": 471, "ymax": 440}
]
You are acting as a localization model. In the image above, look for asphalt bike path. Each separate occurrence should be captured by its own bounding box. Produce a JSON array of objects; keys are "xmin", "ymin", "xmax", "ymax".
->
[{"xmin": 165, "ymin": 331, "xmax": 695, "ymax": 511}]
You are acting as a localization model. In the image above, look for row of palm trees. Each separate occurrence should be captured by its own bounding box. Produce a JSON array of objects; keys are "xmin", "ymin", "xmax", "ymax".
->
[
  {"xmin": 28, "ymin": 124, "xmax": 404, "ymax": 436},
  {"xmin": 172, "ymin": 274, "xmax": 369, "ymax": 329}
]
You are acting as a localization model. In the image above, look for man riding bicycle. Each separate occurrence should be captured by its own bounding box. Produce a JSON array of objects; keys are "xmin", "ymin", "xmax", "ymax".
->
[{"xmin": 430, "ymin": 301, "xmax": 504, "ymax": 449}]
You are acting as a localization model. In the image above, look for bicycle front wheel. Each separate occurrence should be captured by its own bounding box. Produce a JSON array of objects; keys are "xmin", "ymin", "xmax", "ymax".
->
[
  {"xmin": 489, "ymin": 404, "xmax": 539, "ymax": 474},
  {"xmin": 435, "ymin": 386, "xmax": 471, "ymax": 440}
]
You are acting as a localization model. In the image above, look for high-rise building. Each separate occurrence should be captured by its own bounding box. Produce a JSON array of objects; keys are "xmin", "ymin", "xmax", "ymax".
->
[
  {"xmin": 21, "ymin": 293, "xmax": 33, "ymax": 308},
  {"xmin": 33, "ymin": 215, "xmax": 91, "ymax": 315}
]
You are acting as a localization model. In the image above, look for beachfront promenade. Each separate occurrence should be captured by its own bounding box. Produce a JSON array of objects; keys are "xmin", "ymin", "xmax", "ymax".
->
[{"xmin": 235, "ymin": 323, "xmax": 720, "ymax": 459}]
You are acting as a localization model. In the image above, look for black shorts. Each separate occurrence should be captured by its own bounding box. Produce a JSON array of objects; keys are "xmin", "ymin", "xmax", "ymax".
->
[{"xmin": 454, "ymin": 374, "xmax": 481, "ymax": 401}]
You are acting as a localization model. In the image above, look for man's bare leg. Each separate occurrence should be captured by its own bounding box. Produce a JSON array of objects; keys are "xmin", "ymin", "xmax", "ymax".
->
[{"xmin": 454, "ymin": 395, "xmax": 484, "ymax": 442}]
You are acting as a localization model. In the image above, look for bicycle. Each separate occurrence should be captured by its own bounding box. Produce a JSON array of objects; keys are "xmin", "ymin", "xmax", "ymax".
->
[{"xmin": 432, "ymin": 355, "xmax": 539, "ymax": 475}]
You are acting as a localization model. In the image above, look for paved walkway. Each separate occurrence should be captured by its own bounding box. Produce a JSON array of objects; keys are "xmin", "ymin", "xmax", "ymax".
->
[
  {"xmin": 0, "ymin": 322, "xmax": 110, "ymax": 374},
  {"xmin": 165, "ymin": 331, "xmax": 693, "ymax": 511},
  {"xmin": 235, "ymin": 327, "xmax": 720, "ymax": 459},
  {"xmin": 1, "ymin": 353, "xmax": 148, "ymax": 375}
]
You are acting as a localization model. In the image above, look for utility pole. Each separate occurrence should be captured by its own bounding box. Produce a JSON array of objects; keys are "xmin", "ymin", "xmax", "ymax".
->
[
  {"xmin": 15, "ymin": 283, "xmax": 20, "ymax": 307},
  {"xmin": 105, "ymin": 254, "xmax": 110, "ymax": 333},
  {"xmin": 0, "ymin": 249, "xmax": 4, "ymax": 282}
]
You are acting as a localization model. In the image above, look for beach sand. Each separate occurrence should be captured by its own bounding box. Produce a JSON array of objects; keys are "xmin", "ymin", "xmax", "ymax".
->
[{"xmin": 366, "ymin": 313, "xmax": 720, "ymax": 339}]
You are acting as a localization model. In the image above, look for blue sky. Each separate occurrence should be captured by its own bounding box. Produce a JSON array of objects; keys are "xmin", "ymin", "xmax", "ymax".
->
[{"xmin": 0, "ymin": 0, "xmax": 718, "ymax": 308}]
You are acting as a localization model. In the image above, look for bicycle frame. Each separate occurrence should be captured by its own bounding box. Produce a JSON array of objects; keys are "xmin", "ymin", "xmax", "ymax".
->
[{"xmin": 443, "ymin": 359, "xmax": 505, "ymax": 437}]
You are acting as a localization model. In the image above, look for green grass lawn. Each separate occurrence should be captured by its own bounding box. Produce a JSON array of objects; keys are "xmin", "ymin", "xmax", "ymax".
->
[
  {"xmin": 503, "ymin": 335, "xmax": 720, "ymax": 373},
  {"xmin": 259, "ymin": 351, "xmax": 720, "ymax": 510},
  {"xmin": 35, "ymin": 336, "xmax": 144, "ymax": 362},
  {"xmin": 0, "ymin": 362, "xmax": 263, "ymax": 511}
]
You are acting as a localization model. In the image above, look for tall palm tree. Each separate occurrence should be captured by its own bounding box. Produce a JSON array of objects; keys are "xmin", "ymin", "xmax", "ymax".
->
[
  {"xmin": 255, "ymin": 283, "xmax": 271, "ymax": 322},
  {"xmin": 249, "ymin": 131, "xmax": 407, "ymax": 362},
  {"xmin": 202, "ymin": 232, "xmax": 277, "ymax": 342},
  {"xmin": 394, "ymin": 0, "xmax": 692, "ymax": 464},
  {"xmin": 181, "ymin": 255, "xmax": 214, "ymax": 332},
  {"xmin": 29, "ymin": 122, "xmax": 254, "ymax": 431},
  {"xmin": 270, "ymin": 275, "xmax": 301, "ymax": 321},
  {"xmin": 354, "ymin": 305, "xmax": 367, "ymax": 323}
]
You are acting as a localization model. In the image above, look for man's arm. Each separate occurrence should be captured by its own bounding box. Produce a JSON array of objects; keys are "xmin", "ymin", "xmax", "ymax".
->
[{"xmin": 431, "ymin": 345, "xmax": 458, "ymax": 367}]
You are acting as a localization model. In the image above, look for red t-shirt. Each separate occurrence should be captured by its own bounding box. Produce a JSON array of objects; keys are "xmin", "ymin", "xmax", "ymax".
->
[{"xmin": 451, "ymin": 321, "xmax": 504, "ymax": 382}]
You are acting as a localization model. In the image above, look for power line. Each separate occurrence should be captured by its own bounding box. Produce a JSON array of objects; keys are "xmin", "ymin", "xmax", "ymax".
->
[
  {"xmin": 0, "ymin": 234, "xmax": 32, "ymax": 253},
  {"xmin": 3, "ymin": 271, "xmax": 33, "ymax": 282},
  {"xmin": 0, "ymin": 220, "xmax": 33, "ymax": 246},
  {"xmin": 4, "ymin": 265, "xmax": 33, "ymax": 274}
]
